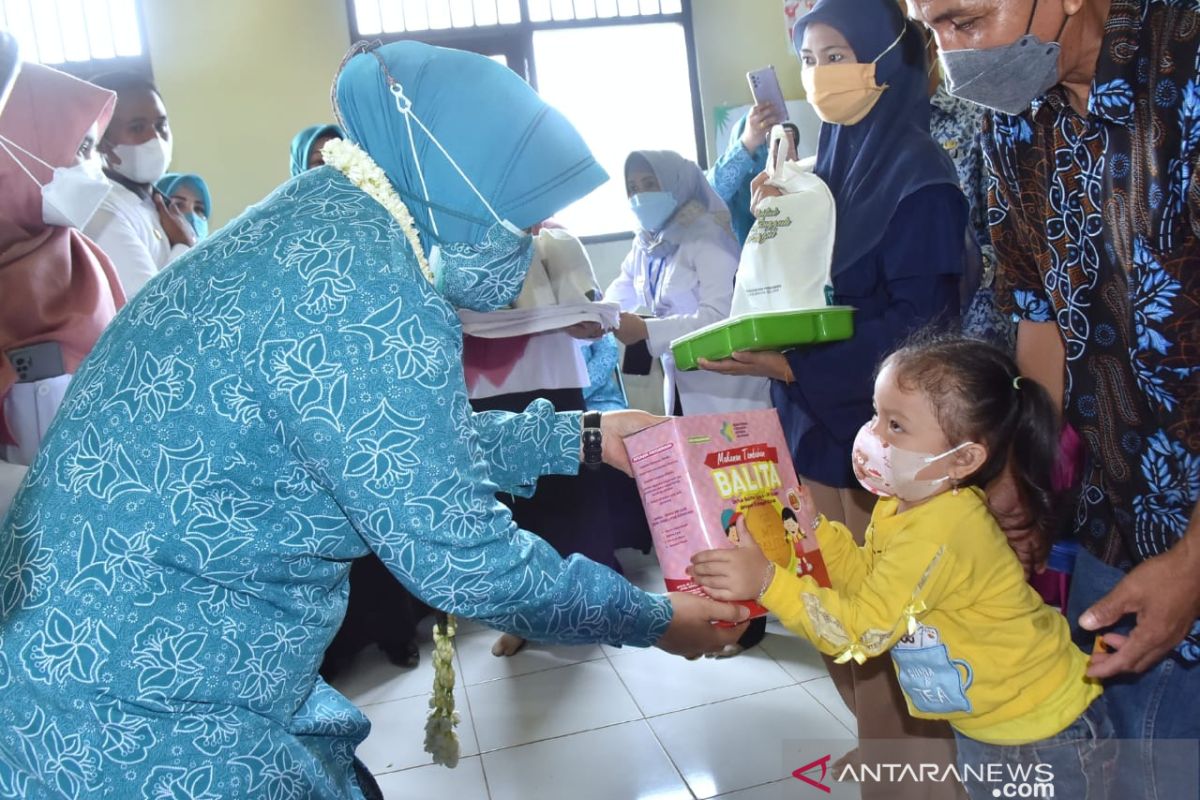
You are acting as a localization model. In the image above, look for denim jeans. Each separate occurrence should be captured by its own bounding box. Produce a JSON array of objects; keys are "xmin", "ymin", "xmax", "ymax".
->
[
  {"xmin": 1068, "ymin": 548, "xmax": 1200, "ymax": 800},
  {"xmin": 953, "ymin": 699, "xmax": 1116, "ymax": 800}
]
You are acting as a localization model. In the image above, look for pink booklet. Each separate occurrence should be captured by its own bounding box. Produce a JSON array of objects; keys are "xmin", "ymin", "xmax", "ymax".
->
[{"xmin": 623, "ymin": 409, "xmax": 831, "ymax": 618}]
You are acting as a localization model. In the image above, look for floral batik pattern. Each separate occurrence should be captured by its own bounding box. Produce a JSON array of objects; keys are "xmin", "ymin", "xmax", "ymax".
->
[{"xmin": 0, "ymin": 166, "xmax": 672, "ymax": 797}]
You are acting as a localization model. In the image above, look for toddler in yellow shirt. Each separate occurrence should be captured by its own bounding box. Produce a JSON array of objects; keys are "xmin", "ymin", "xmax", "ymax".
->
[{"xmin": 690, "ymin": 336, "xmax": 1113, "ymax": 800}]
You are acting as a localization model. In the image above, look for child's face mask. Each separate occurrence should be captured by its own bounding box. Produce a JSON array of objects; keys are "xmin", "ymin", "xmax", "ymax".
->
[{"xmin": 851, "ymin": 421, "xmax": 972, "ymax": 503}]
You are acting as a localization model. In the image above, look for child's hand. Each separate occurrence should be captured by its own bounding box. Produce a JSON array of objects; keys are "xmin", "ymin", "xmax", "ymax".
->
[
  {"xmin": 689, "ymin": 520, "xmax": 774, "ymax": 601},
  {"xmin": 793, "ymin": 485, "xmax": 820, "ymax": 537}
]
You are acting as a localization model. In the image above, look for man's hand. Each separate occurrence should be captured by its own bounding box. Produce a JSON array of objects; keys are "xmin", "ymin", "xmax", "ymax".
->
[
  {"xmin": 654, "ymin": 592, "xmax": 751, "ymax": 659},
  {"xmin": 985, "ymin": 468, "xmax": 1048, "ymax": 578},
  {"xmin": 741, "ymin": 102, "xmax": 783, "ymax": 154},
  {"xmin": 1081, "ymin": 537, "xmax": 1200, "ymax": 678},
  {"xmin": 595, "ymin": 409, "xmax": 666, "ymax": 476},
  {"xmin": 688, "ymin": 522, "xmax": 773, "ymax": 601},
  {"xmin": 614, "ymin": 313, "xmax": 649, "ymax": 346},
  {"xmin": 154, "ymin": 191, "xmax": 196, "ymax": 249},
  {"xmin": 698, "ymin": 351, "xmax": 793, "ymax": 382}
]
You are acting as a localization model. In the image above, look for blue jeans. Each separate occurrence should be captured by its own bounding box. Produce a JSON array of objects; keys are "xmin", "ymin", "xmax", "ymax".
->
[
  {"xmin": 1068, "ymin": 548, "xmax": 1200, "ymax": 800},
  {"xmin": 954, "ymin": 699, "xmax": 1116, "ymax": 800}
]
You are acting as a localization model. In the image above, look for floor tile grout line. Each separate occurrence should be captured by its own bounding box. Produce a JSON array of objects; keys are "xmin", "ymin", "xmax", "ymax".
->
[
  {"xmin": 472, "ymin": 715, "xmax": 650, "ymax": 759},
  {"xmin": 603, "ymin": 642, "xmax": 652, "ymax": 720},
  {"xmin": 455, "ymin": 644, "xmax": 494, "ymax": 800},
  {"xmin": 711, "ymin": 777, "xmax": 798, "ymax": 799},
  {"xmin": 354, "ymin": 651, "xmax": 606, "ymax": 710},
  {"xmin": 456, "ymin": 652, "xmax": 609, "ymax": 689},
  {"xmin": 636, "ymin": 681, "xmax": 809, "ymax": 722},
  {"xmin": 638, "ymin": 706, "xmax": 701, "ymax": 800},
  {"xmin": 798, "ymin": 681, "xmax": 858, "ymax": 738}
]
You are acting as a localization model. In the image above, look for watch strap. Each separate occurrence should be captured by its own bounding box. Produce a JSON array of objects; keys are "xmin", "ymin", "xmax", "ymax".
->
[{"xmin": 582, "ymin": 411, "xmax": 603, "ymax": 468}]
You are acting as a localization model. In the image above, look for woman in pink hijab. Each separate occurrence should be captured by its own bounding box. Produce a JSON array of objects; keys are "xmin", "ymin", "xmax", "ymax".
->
[{"xmin": 0, "ymin": 63, "xmax": 126, "ymax": 481}]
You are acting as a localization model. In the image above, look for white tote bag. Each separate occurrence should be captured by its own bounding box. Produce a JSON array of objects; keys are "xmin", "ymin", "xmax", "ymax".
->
[{"xmin": 729, "ymin": 125, "xmax": 836, "ymax": 319}]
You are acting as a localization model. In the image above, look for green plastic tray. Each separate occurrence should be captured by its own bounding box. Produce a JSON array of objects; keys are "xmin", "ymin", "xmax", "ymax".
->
[{"xmin": 670, "ymin": 306, "xmax": 855, "ymax": 371}]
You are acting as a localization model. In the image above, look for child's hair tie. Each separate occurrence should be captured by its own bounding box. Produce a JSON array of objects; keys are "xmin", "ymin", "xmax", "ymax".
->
[{"xmin": 1012, "ymin": 376, "xmax": 1024, "ymax": 390}]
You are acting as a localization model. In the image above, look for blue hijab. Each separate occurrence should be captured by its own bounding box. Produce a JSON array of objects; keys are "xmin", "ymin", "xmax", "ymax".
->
[
  {"xmin": 155, "ymin": 172, "xmax": 212, "ymax": 219},
  {"xmin": 627, "ymin": 150, "xmax": 734, "ymax": 257},
  {"xmin": 289, "ymin": 123, "xmax": 343, "ymax": 178},
  {"xmin": 334, "ymin": 41, "xmax": 608, "ymax": 247},
  {"xmin": 794, "ymin": 0, "xmax": 961, "ymax": 277}
]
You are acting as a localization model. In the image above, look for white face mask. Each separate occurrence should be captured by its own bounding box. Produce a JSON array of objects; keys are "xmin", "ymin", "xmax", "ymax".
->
[
  {"xmin": 851, "ymin": 420, "xmax": 973, "ymax": 503},
  {"xmin": 109, "ymin": 135, "xmax": 172, "ymax": 185},
  {"xmin": 0, "ymin": 134, "xmax": 111, "ymax": 230}
]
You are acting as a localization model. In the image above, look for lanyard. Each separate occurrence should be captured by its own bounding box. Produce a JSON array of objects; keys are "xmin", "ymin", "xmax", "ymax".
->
[{"xmin": 644, "ymin": 256, "xmax": 667, "ymax": 309}]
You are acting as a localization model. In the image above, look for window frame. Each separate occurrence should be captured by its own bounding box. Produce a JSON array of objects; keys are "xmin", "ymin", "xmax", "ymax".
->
[
  {"xmin": 344, "ymin": 0, "xmax": 707, "ymax": 242},
  {"xmin": 2, "ymin": 0, "xmax": 154, "ymax": 82}
]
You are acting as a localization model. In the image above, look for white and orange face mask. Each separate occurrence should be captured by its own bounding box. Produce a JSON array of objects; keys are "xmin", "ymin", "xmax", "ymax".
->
[{"xmin": 801, "ymin": 26, "xmax": 905, "ymax": 126}]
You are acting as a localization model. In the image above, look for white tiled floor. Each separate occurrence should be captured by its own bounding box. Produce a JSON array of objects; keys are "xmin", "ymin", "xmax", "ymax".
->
[{"xmin": 332, "ymin": 550, "xmax": 862, "ymax": 800}]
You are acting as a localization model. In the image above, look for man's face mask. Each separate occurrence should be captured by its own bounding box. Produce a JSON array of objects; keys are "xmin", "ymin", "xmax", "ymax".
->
[
  {"xmin": 108, "ymin": 135, "xmax": 172, "ymax": 185},
  {"xmin": 0, "ymin": 134, "xmax": 110, "ymax": 230},
  {"xmin": 368, "ymin": 52, "xmax": 535, "ymax": 312},
  {"xmin": 939, "ymin": 0, "xmax": 1070, "ymax": 115},
  {"xmin": 802, "ymin": 26, "xmax": 905, "ymax": 126}
]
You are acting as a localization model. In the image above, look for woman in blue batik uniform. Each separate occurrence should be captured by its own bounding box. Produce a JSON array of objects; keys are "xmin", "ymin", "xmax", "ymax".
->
[{"xmin": 0, "ymin": 42, "xmax": 747, "ymax": 799}]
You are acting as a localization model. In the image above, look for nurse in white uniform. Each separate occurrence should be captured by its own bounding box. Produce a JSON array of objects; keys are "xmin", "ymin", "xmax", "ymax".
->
[{"xmin": 607, "ymin": 150, "xmax": 770, "ymax": 416}]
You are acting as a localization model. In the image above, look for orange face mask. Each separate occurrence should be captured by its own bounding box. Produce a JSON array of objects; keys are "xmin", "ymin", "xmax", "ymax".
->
[{"xmin": 801, "ymin": 26, "xmax": 906, "ymax": 126}]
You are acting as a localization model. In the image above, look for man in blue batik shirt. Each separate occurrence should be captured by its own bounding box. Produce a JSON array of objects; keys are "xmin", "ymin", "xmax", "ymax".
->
[{"xmin": 911, "ymin": 1, "xmax": 1200, "ymax": 797}]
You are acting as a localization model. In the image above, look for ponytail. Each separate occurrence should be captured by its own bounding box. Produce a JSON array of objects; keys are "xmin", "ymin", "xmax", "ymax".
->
[{"xmin": 1006, "ymin": 377, "xmax": 1061, "ymax": 535}]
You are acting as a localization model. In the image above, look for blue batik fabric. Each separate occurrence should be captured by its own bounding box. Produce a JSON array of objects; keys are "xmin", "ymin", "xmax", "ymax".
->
[
  {"xmin": 0, "ymin": 165, "xmax": 672, "ymax": 799},
  {"xmin": 982, "ymin": 0, "xmax": 1200, "ymax": 662}
]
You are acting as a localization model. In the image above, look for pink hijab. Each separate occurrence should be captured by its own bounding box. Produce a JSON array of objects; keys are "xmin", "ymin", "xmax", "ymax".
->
[{"xmin": 0, "ymin": 63, "xmax": 126, "ymax": 444}]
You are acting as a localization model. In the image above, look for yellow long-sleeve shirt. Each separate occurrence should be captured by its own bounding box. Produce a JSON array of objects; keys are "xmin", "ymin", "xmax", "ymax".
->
[{"xmin": 761, "ymin": 487, "xmax": 1100, "ymax": 745}]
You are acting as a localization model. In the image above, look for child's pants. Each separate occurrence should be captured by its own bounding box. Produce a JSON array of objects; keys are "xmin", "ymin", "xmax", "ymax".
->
[{"xmin": 952, "ymin": 698, "xmax": 1115, "ymax": 800}]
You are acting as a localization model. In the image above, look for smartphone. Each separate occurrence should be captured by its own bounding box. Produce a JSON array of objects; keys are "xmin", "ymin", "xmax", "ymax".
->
[{"xmin": 746, "ymin": 66, "xmax": 789, "ymax": 121}]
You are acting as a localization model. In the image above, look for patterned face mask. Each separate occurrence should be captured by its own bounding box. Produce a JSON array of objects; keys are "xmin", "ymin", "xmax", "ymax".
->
[
  {"xmin": 365, "ymin": 50, "xmax": 535, "ymax": 310},
  {"xmin": 851, "ymin": 420, "xmax": 972, "ymax": 503},
  {"xmin": 429, "ymin": 221, "xmax": 534, "ymax": 312}
]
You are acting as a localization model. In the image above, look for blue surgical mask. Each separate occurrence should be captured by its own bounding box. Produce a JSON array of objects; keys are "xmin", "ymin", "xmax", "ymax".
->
[
  {"xmin": 940, "ymin": 1, "xmax": 1069, "ymax": 115},
  {"xmin": 429, "ymin": 221, "xmax": 534, "ymax": 312},
  {"xmin": 630, "ymin": 191, "xmax": 677, "ymax": 233},
  {"xmin": 186, "ymin": 212, "xmax": 209, "ymax": 240}
]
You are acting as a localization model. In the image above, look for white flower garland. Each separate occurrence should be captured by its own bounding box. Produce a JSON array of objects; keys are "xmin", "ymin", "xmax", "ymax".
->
[
  {"xmin": 424, "ymin": 613, "xmax": 460, "ymax": 768},
  {"xmin": 321, "ymin": 137, "xmax": 435, "ymax": 285},
  {"xmin": 322, "ymin": 136, "xmax": 460, "ymax": 767}
]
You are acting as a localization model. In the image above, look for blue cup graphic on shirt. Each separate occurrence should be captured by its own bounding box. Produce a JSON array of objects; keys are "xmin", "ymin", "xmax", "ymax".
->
[{"xmin": 892, "ymin": 643, "xmax": 974, "ymax": 714}]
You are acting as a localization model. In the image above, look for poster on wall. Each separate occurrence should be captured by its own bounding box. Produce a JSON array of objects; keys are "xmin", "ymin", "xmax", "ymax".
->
[{"xmin": 783, "ymin": 0, "xmax": 818, "ymax": 39}]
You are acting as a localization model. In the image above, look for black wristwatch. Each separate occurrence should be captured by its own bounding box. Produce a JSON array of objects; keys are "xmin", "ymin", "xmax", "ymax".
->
[{"xmin": 582, "ymin": 411, "xmax": 603, "ymax": 470}]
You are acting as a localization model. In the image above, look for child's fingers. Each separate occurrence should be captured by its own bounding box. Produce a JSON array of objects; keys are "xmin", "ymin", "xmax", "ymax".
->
[
  {"xmin": 687, "ymin": 562, "xmax": 728, "ymax": 580},
  {"xmin": 701, "ymin": 586, "xmax": 740, "ymax": 602},
  {"xmin": 691, "ymin": 549, "xmax": 732, "ymax": 565}
]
